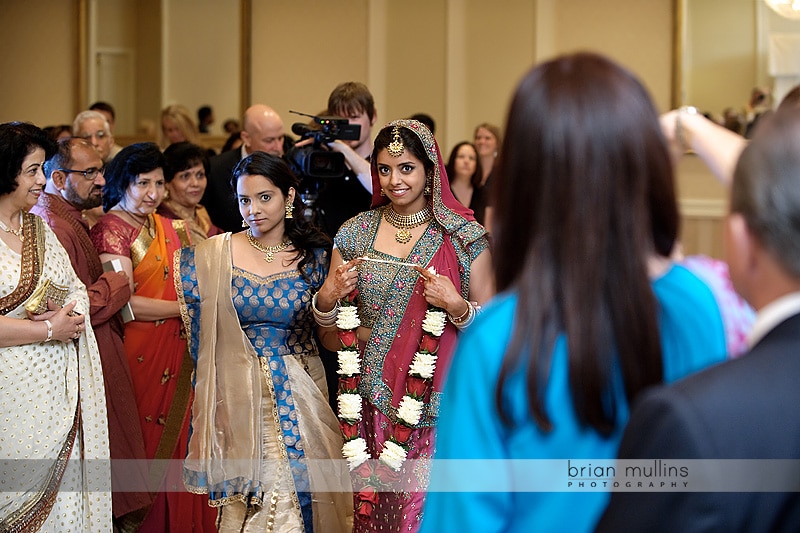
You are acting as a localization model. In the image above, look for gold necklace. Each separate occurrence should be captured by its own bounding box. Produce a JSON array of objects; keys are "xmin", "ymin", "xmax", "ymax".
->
[
  {"xmin": 0, "ymin": 211, "xmax": 24, "ymax": 241},
  {"xmin": 383, "ymin": 204, "xmax": 433, "ymax": 244},
  {"xmin": 246, "ymin": 229, "xmax": 291, "ymax": 263}
]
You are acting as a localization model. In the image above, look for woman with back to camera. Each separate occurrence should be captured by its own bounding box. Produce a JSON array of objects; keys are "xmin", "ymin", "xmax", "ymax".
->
[
  {"xmin": 90, "ymin": 142, "xmax": 216, "ymax": 532},
  {"xmin": 177, "ymin": 151, "xmax": 353, "ymax": 532},
  {"xmin": 445, "ymin": 141, "xmax": 484, "ymax": 223},
  {"xmin": 421, "ymin": 52, "xmax": 729, "ymax": 533},
  {"xmin": 159, "ymin": 141, "xmax": 222, "ymax": 243},
  {"xmin": 0, "ymin": 122, "xmax": 110, "ymax": 531},
  {"xmin": 313, "ymin": 119, "xmax": 494, "ymax": 532}
]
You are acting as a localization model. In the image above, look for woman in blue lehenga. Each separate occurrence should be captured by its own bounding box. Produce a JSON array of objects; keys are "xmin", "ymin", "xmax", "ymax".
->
[{"xmin": 176, "ymin": 152, "xmax": 353, "ymax": 532}]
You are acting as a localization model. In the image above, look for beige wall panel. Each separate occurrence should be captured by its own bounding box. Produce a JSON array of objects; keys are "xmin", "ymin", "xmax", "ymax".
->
[
  {"xmin": 250, "ymin": 0, "xmax": 369, "ymax": 124},
  {"xmin": 553, "ymin": 0, "xmax": 673, "ymax": 112},
  {"xmin": 135, "ymin": 0, "xmax": 163, "ymax": 137},
  {"xmin": 0, "ymin": 0, "xmax": 78, "ymax": 125},
  {"xmin": 686, "ymin": 0, "xmax": 755, "ymax": 117},
  {"xmin": 462, "ymin": 0, "xmax": 536, "ymax": 140},
  {"xmin": 382, "ymin": 1, "xmax": 447, "ymax": 128},
  {"xmin": 163, "ymin": 0, "xmax": 240, "ymax": 136},
  {"xmin": 95, "ymin": 0, "xmax": 137, "ymax": 49}
]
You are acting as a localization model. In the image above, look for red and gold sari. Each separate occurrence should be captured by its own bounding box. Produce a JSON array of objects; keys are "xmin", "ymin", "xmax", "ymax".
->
[{"xmin": 334, "ymin": 120, "xmax": 489, "ymax": 532}]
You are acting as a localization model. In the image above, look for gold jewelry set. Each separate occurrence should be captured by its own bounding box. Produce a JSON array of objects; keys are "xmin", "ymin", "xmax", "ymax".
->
[
  {"xmin": 246, "ymin": 229, "xmax": 291, "ymax": 263},
  {"xmin": 383, "ymin": 204, "xmax": 433, "ymax": 244},
  {"xmin": 0, "ymin": 211, "xmax": 24, "ymax": 241}
]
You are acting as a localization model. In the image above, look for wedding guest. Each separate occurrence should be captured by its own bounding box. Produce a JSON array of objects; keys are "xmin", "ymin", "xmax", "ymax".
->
[
  {"xmin": 73, "ymin": 109, "xmax": 115, "ymax": 163},
  {"xmin": 422, "ymin": 52, "xmax": 728, "ymax": 533},
  {"xmin": 33, "ymin": 137, "xmax": 150, "ymax": 527},
  {"xmin": 159, "ymin": 104, "xmax": 202, "ymax": 149},
  {"xmin": 0, "ymin": 121, "xmax": 110, "ymax": 531},
  {"xmin": 178, "ymin": 151, "xmax": 353, "ymax": 532},
  {"xmin": 445, "ymin": 141, "xmax": 484, "ymax": 223},
  {"xmin": 158, "ymin": 141, "xmax": 222, "ymax": 242},
  {"xmin": 471, "ymin": 123, "xmax": 501, "ymax": 230},
  {"xmin": 597, "ymin": 100, "xmax": 800, "ymax": 533},
  {"xmin": 91, "ymin": 142, "xmax": 215, "ymax": 532}
]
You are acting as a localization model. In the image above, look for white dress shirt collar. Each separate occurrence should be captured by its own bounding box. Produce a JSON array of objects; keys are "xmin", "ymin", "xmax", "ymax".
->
[{"xmin": 747, "ymin": 291, "xmax": 800, "ymax": 348}]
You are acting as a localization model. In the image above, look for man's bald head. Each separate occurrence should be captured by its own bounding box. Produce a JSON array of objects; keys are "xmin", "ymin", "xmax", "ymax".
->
[{"xmin": 241, "ymin": 104, "xmax": 285, "ymax": 156}]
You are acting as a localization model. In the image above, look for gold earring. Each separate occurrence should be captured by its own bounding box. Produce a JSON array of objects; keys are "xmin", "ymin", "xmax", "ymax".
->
[
  {"xmin": 285, "ymin": 200, "xmax": 294, "ymax": 219},
  {"xmin": 241, "ymin": 220, "xmax": 248, "ymax": 228},
  {"xmin": 424, "ymin": 178, "xmax": 432, "ymax": 196},
  {"xmin": 380, "ymin": 189, "xmax": 386, "ymax": 197}
]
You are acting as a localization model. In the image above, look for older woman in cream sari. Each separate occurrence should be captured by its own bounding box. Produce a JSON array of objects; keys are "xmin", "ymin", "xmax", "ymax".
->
[{"xmin": 0, "ymin": 122, "xmax": 110, "ymax": 532}]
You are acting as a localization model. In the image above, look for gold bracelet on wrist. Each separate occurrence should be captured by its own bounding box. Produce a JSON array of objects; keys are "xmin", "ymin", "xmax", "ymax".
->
[{"xmin": 44, "ymin": 319, "xmax": 53, "ymax": 342}]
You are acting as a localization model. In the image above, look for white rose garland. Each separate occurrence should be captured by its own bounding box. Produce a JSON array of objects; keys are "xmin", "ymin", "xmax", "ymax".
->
[{"xmin": 336, "ymin": 289, "xmax": 443, "ymax": 472}]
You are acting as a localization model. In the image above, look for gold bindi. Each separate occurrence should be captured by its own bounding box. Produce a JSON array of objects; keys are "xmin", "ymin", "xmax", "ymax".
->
[{"xmin": 387, "ymin": 125, "xmax": 405, "ymax": 157}]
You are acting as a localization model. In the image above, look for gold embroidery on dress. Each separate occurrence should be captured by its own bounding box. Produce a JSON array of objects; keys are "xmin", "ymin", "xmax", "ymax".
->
[{"xmin": 0, "ymin": 214, "xmax": 44, "ymax": 315}]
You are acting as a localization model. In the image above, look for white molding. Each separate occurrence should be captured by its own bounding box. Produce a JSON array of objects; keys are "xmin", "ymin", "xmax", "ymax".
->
[{"xmin": 679, "ymin": 198, "xmax": 727, "ymax": 218}]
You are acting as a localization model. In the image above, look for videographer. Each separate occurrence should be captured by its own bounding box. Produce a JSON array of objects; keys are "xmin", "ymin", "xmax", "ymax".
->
[{"xmin": 314, "ymin": 82, "xmax": 377, "ymax": 238}]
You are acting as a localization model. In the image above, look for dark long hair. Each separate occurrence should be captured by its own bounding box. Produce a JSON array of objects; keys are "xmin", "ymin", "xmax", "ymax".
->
[
  {"xmin": 231, "ymin": 152, "xmax": 331, "ymax": 281},
  {"xmin": 0, "ymin": 122, "xmax": 56, "ymax": 196},
  {"xmin": 492, "ymin": 52, "xmax": 672, "ymax": 435},
  {"xmin": 445, "ymin": 141, "xmax": 483, "ymax": 189},
  {"xmin": 102, "ymin": 142, "xmax": 166, "ymax": 212}
]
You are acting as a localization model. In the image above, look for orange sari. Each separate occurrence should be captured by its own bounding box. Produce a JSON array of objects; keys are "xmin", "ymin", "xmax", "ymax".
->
[{"xmin": 91, "ymin": 213, "xmax": 216, "ymax": 532}]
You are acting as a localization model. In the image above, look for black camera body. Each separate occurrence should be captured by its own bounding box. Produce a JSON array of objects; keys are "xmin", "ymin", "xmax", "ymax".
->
[{"xmin": 286, "ymin": 115, "xmax": 361, "ymax": 179}]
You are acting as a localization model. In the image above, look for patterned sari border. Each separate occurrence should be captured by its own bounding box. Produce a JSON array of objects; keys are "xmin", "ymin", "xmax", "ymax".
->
[
  {"xmin": 0, "ymin": 401, "xmax": 80, "ymax": 532},
  {"xmin": 0, "ymin": 214, "xmax": 44, "ymax": 315}
]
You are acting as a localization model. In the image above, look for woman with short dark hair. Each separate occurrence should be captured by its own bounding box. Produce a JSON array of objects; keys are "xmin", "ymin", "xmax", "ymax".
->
[
  {"xmin": 91, "ymin": 142, "xmax": 216, "ymax": 532},
  {"xmin": 0, "ymin": 122, "xmax": 110, "ymax": 531},
  {"xmin": 158, "ymin": 141, "xmax": 221, "ymax": 242}
]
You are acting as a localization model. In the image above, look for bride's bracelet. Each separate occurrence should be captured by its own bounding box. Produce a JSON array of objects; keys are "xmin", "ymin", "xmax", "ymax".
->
[
  {"xmin": 312, "ymin": 292, "xmax": 340, "ymax": 327},
  {"xmin": 448, "ymin": 300, "xmax": 476, "ymax": 330}
]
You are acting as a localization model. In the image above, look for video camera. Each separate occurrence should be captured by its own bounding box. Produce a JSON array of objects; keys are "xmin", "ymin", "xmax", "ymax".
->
[{"xmin": 286, "ymin": 111, "xmax": 361, "ymax": 179}]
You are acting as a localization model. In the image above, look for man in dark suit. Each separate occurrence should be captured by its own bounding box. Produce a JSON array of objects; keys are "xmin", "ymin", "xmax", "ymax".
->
[
  {"xmin": 597, "ymin": 108, "xmax": 800, "ymax": 532},
  {"xmin": 202, "ymin": 104, "xmax": 289, "ymax": 232}
]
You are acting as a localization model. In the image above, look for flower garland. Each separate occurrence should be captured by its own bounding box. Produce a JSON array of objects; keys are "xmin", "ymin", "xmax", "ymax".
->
[{"xmin": 335, "ymin": 267, "xmax": 447, "ymax": 520}]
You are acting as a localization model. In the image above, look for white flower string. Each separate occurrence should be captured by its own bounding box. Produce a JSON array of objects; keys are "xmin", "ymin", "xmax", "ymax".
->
[{"xmin": 336, "ymin": 266, "xmax": 444, "ymax": 474}]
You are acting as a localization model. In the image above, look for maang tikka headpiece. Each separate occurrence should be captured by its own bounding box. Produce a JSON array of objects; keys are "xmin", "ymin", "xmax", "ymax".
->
[{"xmin": 387, "ymin": 125, "xmax": 405, "ymax": 157}]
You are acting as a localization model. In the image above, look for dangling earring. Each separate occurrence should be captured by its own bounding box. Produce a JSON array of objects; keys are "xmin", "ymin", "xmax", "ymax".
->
[
  {"xmin": 285, "ymin": 199, "xmax": 294, "ymax": 219},
  {"xmin": 380, "ymin": 188, "xmax": 386, "ymax": 197},
  {"xmin": 241, "ymin": 220, "xmax": 248, "ymax": 228},
  {"xmin": 424, "ymin": 177, "xmax": 432, "ymax": 196}
]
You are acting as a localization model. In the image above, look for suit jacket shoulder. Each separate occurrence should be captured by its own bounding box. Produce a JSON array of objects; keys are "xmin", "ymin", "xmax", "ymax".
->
[{"xmin": 597, "ymin": 313, "xmax": 800, "ymax": 532}]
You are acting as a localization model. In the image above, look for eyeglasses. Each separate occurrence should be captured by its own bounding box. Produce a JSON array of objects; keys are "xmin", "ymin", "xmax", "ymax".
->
[
  {"xmin": 80, "ymin": 131, "xmax": 108, "ymax": 141},
  {"xmin": 57, "ymin": 167, "xmax": 105, "ymax": 180}
]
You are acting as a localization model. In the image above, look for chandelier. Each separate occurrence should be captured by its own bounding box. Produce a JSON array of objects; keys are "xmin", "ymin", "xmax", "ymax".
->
[{"xmin": 763, "ymin": 0, "xmax": 800, "ymax": 20}]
